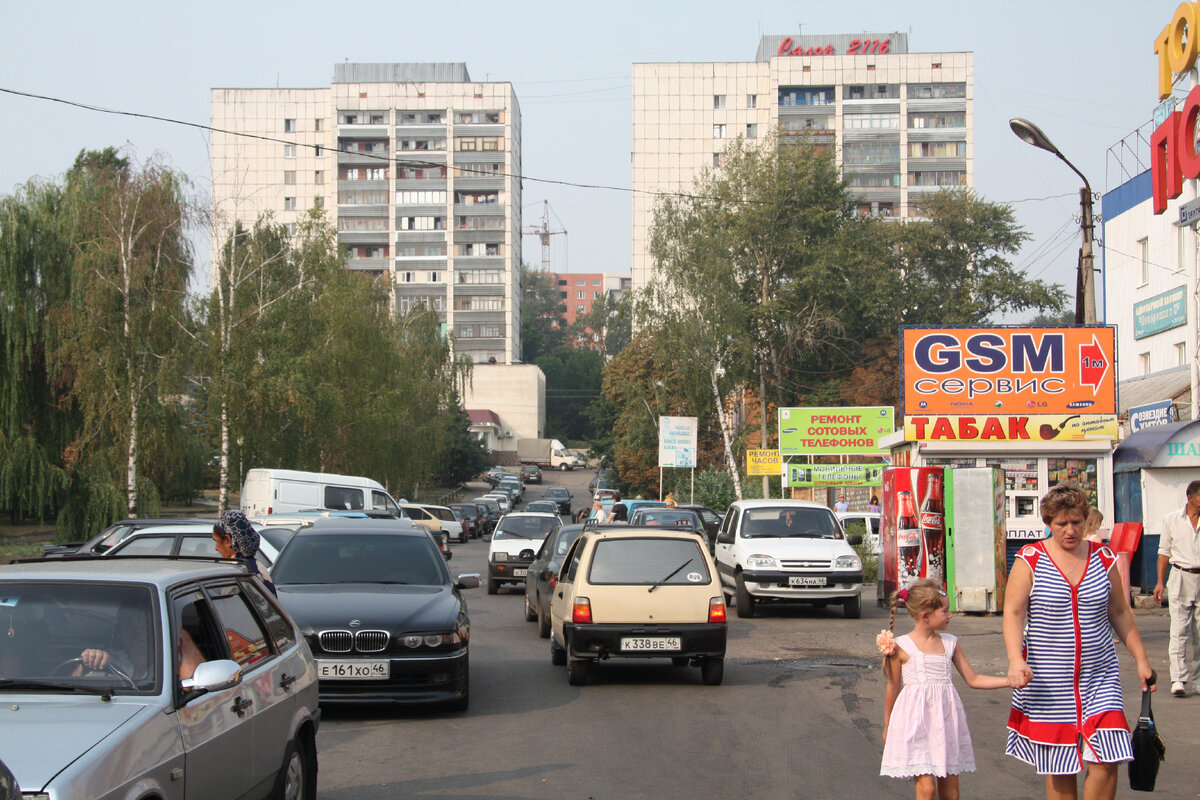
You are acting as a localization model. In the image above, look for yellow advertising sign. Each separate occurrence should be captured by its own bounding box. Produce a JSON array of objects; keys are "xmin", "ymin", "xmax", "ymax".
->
[
  {"xmin": 903, "ymin": 414, "xmax": 1119, "ymax": 442},
  {"xmin": 746, "ymin": 449, "xmax": 782, "ymax": 476}
]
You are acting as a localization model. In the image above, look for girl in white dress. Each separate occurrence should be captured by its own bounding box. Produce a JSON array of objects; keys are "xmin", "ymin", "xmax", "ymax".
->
[{"xmin": 878, "ymin": 579, "xmax": 1009, "ymax": 799}]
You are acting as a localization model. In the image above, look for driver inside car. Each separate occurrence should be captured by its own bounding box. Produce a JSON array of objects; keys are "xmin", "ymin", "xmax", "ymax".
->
[{"xmin": 72, "ymin": 599, "xmax": 153, "ymax": 685}]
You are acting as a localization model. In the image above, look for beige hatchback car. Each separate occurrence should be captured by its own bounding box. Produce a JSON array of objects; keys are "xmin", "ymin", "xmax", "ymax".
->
[{"xmin": 549, "ymin": 525, "xmax": 727, "ymax": 686}]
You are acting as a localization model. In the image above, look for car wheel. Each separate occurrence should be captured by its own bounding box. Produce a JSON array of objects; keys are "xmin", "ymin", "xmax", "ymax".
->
[
  {"xmin": 550, "ymin": 636, "xmax": 566, "ymax": 665},
  {"xmin": 567, "ymin": 656, "xmax": 589, "ymax": 686},
  {"xmin": 273, "ymin": 735, "xmax": 316, "ymax": 800},
  {"xmin": 537, "ymin": 604, "xmax": 551, "ymax": 638},
  {"xmin": 700, "ymin": 657, "xmax": 724, "ymax": 686},
  {"xmin": 671, "ymin": 656, "xmax": 690, "ymax": 667},
  {"xmin": 735, "ymin": 572, "xmax": 756, "ymax": 618},
  {"xmin": 559, "ymin": 463, "xmax": 568, "ymax": 471},
  {"xmin": 486, "ymin": 575, "xmax": 498, "ymax": 595},
  {"xmin": 523, "ymin": 592, "xmax": 537, "ymax": 622},
  {"xmin": 843, "ymin": 593, "xmax": 862, "ymax": 619}
]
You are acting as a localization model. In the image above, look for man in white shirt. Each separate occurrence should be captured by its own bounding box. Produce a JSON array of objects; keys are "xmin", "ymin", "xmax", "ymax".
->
[
  {"xmin": 834, "ymin": 494, "xmax": 849, "ymax": 513},
  {"xmin": 1154, "ymin": 479, "xmax": 1200, "ymax": 697}
]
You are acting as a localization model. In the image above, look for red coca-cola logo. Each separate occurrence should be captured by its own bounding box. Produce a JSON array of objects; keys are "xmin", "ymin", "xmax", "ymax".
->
[
  {"xmin": 897, "ymin": 530, "xmax": 920, "ymax": 546},
  {"xmin": 920, "ymin": 512, "xmax": 943, "ymax": 529}
]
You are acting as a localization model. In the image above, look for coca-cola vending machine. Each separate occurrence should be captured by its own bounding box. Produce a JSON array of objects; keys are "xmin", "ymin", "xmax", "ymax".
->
[
  {"xmin": 944, "ymin": 467, "xmax": 1007, "ymax": 613},
  {"xmin": 880, "ymin": 466, "xmax": 946, "ymax": 604}
]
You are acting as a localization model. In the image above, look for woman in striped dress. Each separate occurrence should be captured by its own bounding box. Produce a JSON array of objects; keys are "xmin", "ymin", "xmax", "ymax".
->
[{"xmin": 1003, "ymin": 484, "xmax": 1154, "ymax": 800}]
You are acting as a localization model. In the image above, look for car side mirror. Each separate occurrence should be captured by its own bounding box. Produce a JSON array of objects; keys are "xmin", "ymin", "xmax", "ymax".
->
[
  {"xmin": 847, "ymin": 534, "xmax": 863, "ymax": 546},
  {"xmin": 456, "ymin": 573, "xmax": 481, "ymax": 590},
  {"xmin": 181, "ymin": 659, "xmax": 242, "ymax": 695},
  {"xmin": 716, "ymin": 531, "xmax": 733, "ymax": 544}
]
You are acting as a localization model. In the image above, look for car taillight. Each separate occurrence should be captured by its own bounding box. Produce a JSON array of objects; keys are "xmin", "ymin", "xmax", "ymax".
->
[
  {"xmin": 709, "ymin": 597, "xmax": 727, "ymax": 623},
  {"xmin": 572, "ymin": 597, "xmax": 592, "ymax": 623}
]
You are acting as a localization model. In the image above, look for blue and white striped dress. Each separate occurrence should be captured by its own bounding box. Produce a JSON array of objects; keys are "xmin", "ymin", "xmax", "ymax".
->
[{"xmin": 1006, "ymin": 541, "xmax": 1132, "ymax": 775}]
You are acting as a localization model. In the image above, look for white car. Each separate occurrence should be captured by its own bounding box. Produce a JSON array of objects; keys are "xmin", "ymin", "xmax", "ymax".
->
[
  {"xmin": 483, "ymin": 492, "xmax": 512, "ymax": 514},
  {"xmin": 401, "ymin": 504, "xmax": 462, "ymax": 544},
  {"xmin": 714, "ymin": 499, "xmax": 864, "ymax": 619},
  {"xmin": 486, "ymin": 512, "xmax": 561, "ymax": 594},
  {"xmin": 836, "ymin": 511, "xmax": 882, "ymax": 554}
]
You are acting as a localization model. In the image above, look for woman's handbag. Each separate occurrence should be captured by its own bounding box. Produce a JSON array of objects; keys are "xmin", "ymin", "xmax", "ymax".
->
[{"xmin": 1129, "ymin": 672, "xmax": 1166, "ymax": 792}]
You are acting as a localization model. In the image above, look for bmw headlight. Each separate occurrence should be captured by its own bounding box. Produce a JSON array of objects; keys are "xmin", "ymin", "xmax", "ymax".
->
[
  {"xmin": 836, "ymin": 554, "xmax": 861, "ymax": 570},
  {"xmin": 746, "ymin": 554, "xmax": 778, "ymax": 569},
  {"xmin": 403, "ymin": 632, "xmax": 462, "ymax": 648},
  {"xmin": 493, "ymin": 551, "xmax": 509, "ymax": 562}
]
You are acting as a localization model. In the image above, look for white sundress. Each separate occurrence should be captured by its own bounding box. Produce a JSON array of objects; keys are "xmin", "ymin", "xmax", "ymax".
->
[{"xmin": 880, "ymin": 633, "xmax": 976, "ymax": 779}]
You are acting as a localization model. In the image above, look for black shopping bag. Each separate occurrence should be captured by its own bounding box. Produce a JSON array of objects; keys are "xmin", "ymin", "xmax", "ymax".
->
[{"xmin": 1129, "ymin": 674, "xmax": 1165, "ymax": 792}]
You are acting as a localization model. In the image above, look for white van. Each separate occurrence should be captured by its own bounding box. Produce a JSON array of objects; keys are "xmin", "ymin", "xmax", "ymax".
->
[{"xmin": 240, "ymin": 468, "xmax": 402, "ymax": 517}]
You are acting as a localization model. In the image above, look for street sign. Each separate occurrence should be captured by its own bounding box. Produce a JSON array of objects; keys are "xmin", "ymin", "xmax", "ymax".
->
[
  {"xmin": 658, "ymin": 416, "xmax": 697, "ymax": 468},
  {"xmin": 746, "ymin": 449, "xmax": 781, "ymax": 476},
  {"xmin": 1129, "ymin": 400, "xmax": 1176, "ymax": 433}
]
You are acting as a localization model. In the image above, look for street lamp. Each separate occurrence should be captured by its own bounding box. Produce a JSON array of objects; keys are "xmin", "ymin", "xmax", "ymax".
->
[{"xmin": 1009, "ymin": 117, "xmax": 1097, "ymax": 324}]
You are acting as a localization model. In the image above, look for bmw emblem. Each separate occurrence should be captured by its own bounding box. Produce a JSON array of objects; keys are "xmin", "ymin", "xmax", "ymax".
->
[{"xmin": 348, "ymin": 619, "xmax": 361, "ymax": 628}]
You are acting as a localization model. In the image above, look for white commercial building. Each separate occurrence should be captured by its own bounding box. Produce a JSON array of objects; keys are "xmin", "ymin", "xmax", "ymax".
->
[
  {"xmin": 211, "ymin": 63, "xmax": 522, "ymax": 364},
  {"xmin": 632, "ymin": 33, "xmax": 973, "ymax": 290}
]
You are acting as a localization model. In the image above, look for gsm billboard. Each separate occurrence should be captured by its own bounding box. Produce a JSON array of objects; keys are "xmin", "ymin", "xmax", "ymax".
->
[{"xmin": 901, "ymin": 327, "xmax": 1116, "ymax": 417}]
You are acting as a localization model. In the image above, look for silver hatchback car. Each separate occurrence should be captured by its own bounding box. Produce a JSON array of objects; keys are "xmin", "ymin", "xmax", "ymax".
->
[{"xmin": 0, "ymin": 558, "xmax": 320, "ymax": 800}]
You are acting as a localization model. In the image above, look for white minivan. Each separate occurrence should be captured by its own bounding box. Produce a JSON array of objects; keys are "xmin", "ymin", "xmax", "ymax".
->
[{"xmin": 240, "ymin": 468, "xmax": 402, "ymax": 517}]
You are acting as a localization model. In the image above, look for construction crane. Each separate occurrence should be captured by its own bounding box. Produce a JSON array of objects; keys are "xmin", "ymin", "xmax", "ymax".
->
[{"xmin": 522, "ymin": 200, "xmax": 567, "ymax": 273}]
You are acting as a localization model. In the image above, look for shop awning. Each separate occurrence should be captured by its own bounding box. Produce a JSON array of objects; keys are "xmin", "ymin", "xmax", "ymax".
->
[{"xmin": 1113, "ymin": 419, "xmax": 1200, "ymax": 472}]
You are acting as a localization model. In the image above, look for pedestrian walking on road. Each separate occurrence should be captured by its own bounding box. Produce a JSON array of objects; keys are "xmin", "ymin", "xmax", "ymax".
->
[
  {"xmin": 1154, "ymin": 479, "xmax": 1200, "ymax": 698},
  {"xmin": 878, "ymin": 579, "xmax": 1008, "ymax": 798},
  {"xmin": 1003, "ymin": 483, "xmax": 1153, "ymax": 800}
]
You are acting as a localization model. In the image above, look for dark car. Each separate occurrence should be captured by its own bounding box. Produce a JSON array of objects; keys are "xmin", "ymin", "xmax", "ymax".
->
[
  {"xmin": 520, "ymin": 464, "xmax": 542, "ymax": 484},
  {"xmin": 628, "ymin": 507, "xmax": 709, "ymax": 549},
  {"xmin": 525, "ymin": 500, "xmax": 561, "ymax": 515},
  {"xmin": 543, "ymin": 486, "xmax": 573, "ymax": 516},
  {"xmin": 678, "ymin": 504, "xmax": 724, "ymax": 539},
  {"xmin": 588, "ymin": 469, "xmax": 613, "ymax": 493},
  {"xmin": 449, "ymin": 503, "xmax": 484, "ymax": 539},
  {"xmin": 523, "ymin": 523, "xmax": 587, "ymax": 638},
  {"xmin": 41, "ymin": 517, "xmax": 214, "ymax": 558},
  {"xmin": 270, "ymin": 518, "xmax": 481, "ymax": 709}
]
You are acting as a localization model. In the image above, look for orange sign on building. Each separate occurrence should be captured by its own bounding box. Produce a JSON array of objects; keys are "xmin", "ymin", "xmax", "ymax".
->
[{"xmin": 901, "ymin": 327, "xmax": 1116, "ymax": 418}]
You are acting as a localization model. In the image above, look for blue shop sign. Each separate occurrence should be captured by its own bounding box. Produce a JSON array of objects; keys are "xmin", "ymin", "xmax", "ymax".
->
[
  {"xmin": 1133, "ymin": 286, "xmax": 1187, "ymax": 339},
  {"xmin": 1129, "ymin": 400, "xmax": 1176, "ymax": 433}
]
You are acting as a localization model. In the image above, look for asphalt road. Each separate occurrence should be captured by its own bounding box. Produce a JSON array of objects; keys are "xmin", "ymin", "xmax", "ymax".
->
[{"xmin": 313, "ymin": 470, "xmax": 1197, "ymax": 799}]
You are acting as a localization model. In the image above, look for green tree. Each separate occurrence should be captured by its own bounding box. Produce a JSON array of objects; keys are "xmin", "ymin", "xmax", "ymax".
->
[
  {"xmin": 568, "ymin": 291, "xmax": 631, "ymax": 359},
  {"xmin": 434, "ymin": 396, "xmax": 490, "ymax": 486},
  {"xmin": 535, "ymin": 345, "xmax": 603, "ymax": 442},
  {"xmin": 520, "ymin": 264, "xmax": 566, "ymax": 362},
  {"xmin": 60, "ymin": 149, "xmax": 196, "ymax": 521}
]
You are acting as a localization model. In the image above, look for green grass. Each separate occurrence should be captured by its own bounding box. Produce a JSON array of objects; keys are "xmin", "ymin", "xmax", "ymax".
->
[{"xmin": 0, "ymin": 541, "xmax": 47, "ymax": 563}]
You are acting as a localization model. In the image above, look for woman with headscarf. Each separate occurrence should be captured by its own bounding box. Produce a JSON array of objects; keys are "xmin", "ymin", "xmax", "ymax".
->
[{"xmin": 213, "ymin": 510, "xmax": 277, "ymax": 596}]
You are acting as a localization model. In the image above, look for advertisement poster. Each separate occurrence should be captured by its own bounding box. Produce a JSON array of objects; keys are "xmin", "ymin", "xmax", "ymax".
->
[
  {"xmin": 786, "ymin": 464, "xmax": 883, "ymax": 487},
  {"xmin": 778, "ymin": 406, "xmax": 894, "ymax": 456},
  {"xmin": 900, "ymin": 326, "xmax": 1116, "ymax": 417},
  {"xmin": 902, "ymin": 414, "xmax": 1119, "ymax": 442},
  {"xmin": 880, "ymin": 466, "xmax": 946, "ymax": 600},
  {"xmin": 657, "ymin": 416, "xmax": 697, "ymax": 468},
  {"xmin": 746, "ymin": 449, "xmax": 782, "ymax": 476}
]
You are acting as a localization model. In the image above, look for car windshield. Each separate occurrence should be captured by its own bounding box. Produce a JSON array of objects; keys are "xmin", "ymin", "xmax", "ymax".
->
[
  {"xmin": 545, "ymin": 488, "xmax": 569, "ymax": 498},
  {"xmin": 0, "ymin": 583, "xmax": 159, "ymax": 694},
  {"xmin": 494, "ymin": 516, "xmax": 558, "ymax": 540},
  {"xmin": 634, "ymin": 510, "xmax": 699, "ymax": 528},
  {"xmin": 587, "ymin": 538, "xmax": 710, "ymax": 585},
  {"xmin": 526, "ymin": 502, "xmax": 558, "ymax": 514},
  {"xmin": 742, "ymin": 507, "xmax": 841, "ymax": 539},
  {"xmin": 271, "ymin": 533, "xmax": 449, "ymax": 585}
]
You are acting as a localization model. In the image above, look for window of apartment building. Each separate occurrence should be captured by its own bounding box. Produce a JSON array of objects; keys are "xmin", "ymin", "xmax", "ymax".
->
[
  {"xmin": 907, "ymin": 141, "xmax": 967, "ymax": 158},
  {"xmin": 1139, "ymin": 237, "xmax": 1150, "ymax": 285},
  {"xmin": 845, "ymin": 84, "xmax": 900, "ymax": 100},
  {"xmin": 713, "ymin": 153, "xmax": 725, "ymax": 168},
  {"xmin": 428, "ymin": 272, "xmax": 442, "ymax": 282},
  {"xmin": 576, "ymin": 305, "xmax": 585, "ymax": 314},
  {"xmin": 560, "ymin": 291, "xmax": 568, "ymax": 299},
  {"xmin": 314, "ymin": 119, "xmax": 324, "ymax": 132},
  {"xmin": 283, "ymin": 197, "xmax": 296, "ymax": 211},
  {"xmin": 593, "ymin": 291, "xmax": 601, "ymax": 298},
  {"xmin": 396, "ymin": 190, "xmax": 447, "ymax": 205},
  {"xmin": 780, "ymin": 116, "xmax": 831, "ymax": 134},
  {"xmin": 844, "ymin": 142, "xmax": 900, "ymax": 164},
  {"xmin": 457, "ymin": 269, "xmax": 502, "ymax": 284},
  {"xmin": 1176, "ymin": 342, "xmax": 1188, "ymax": 366},
  {"xmin": 456, "ymin": 215, "xmax": 504, "ymax": 230},
  {"xmin": 778, "ymin": 87, "xmax": 834, "ymax": 106},
  {"xmin": 713, "ymin": 95, "xmax": 726, "ymax": 109},
  {"xmin": 907, "ymin": 82, "xmax": 966, "ymax": 99},
  {"xmin": 746, "ymin": 123, "xmax": 758, "ymax": 139},
  {"xmin": 576, "ymin": 291, "xmax": 585, "ymax": 299},
  {"xmin": 338, "ymin": 189, "xmax": 388, "ymax": 205},
  {"xmin": 844, "ymin": 112, "xmax": 900, "ymax": 130},
  {"xmin": 1177, "ymin": 224, "xmax": 1187, "ymax": 272},
  {"xmin": 592, "ymin": 280, "xmax": 601, "ymax": 286},
  {"xmin": 283, "ymin": 171, "xmax": 296, "ymax": 185},
  {"xmin": 284, "ymin": 118, "xmax": 296, "ymax": 133},
  {"xmin": 397, "ymin": 215, "xmax": 447, "ymax": 231},
  {"xmin": 907, "ymin": 111, "xmax": 966, "ymax": 129},
  {"xmin": 455, "ymin": 162, "xmax": 502, "ymax": 178},
  {"xmin": 454, "ymin": 296, "xmax": 503, "ymax": 311},
  {"xmin": 285, "ymin": 223, "xmax": 297, "ymax": 236},
  {"xmin": 713, "ymin": 124, "xmax": 726, "ymax": 139},
  {"xmin": 908, "ymin": 170, "xmax": 967, "ymax": 187},
  {"xmin": 397, "ymin": 244, "xmax": 447, "ymax": 257},
  {"xmin": 369, "ymin": 113, "xmax": 386, "ymax": 124},
  {"xmin": 338, "ymin": 217, "xmax": 389, "ymax": 232},
  {"xmin": 454, "ymin": 242, "xmax": 502, "ymax": 256},
  {"xmin": 314, "ymin": 170, "xmax": 324, "ymax": 184},
  {"xmin": 346, "ymin": 245, "xmax": 388, "ymax": 260},
  {"xmin": 314, "ymin": 145, "xmax": 323, "ymax": 157},
  {"xmin": 454, "ymin": 190, "xmax": 500, "ymax": 205},
  {"xmin": 399, "ymin": 138, "xmax": 447, "ymax": 151},
  {"xmin": 576, "ymin": 280, "xmax": 585, "ymax": 285},
  {"xmin": 747, "ymin": 94, "xmax": 757, "ymax": 109},
  {"xmin": 455, "ymin": 111, "xmax": 503, "ymax": 124},
  {"xmin": 482, "ymin": 325, "xmax": 501, "ymax": 337},
  {"xmin": 847, "ymin": 172, "xmax": 901, "ymax": 188},
  {"xmin": 365, "ymin": 167, "xmax": 388, "ymax": 180},
  {"xmin": 283, "ymin": 144, "xmax": 296, "ymax": 158},
  {"xmin": 1139, "ymin": 352, "xmax": 1151, "ymax": 376},
  {"xmin": 396, "ymin": 165, "xmax": 447, "ymax": 180}
]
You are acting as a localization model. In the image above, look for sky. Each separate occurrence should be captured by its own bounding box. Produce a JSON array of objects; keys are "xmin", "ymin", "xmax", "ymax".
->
[{"xmin": 0, "ymin": 1, "xmax": 1173, "ymax": 318}]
